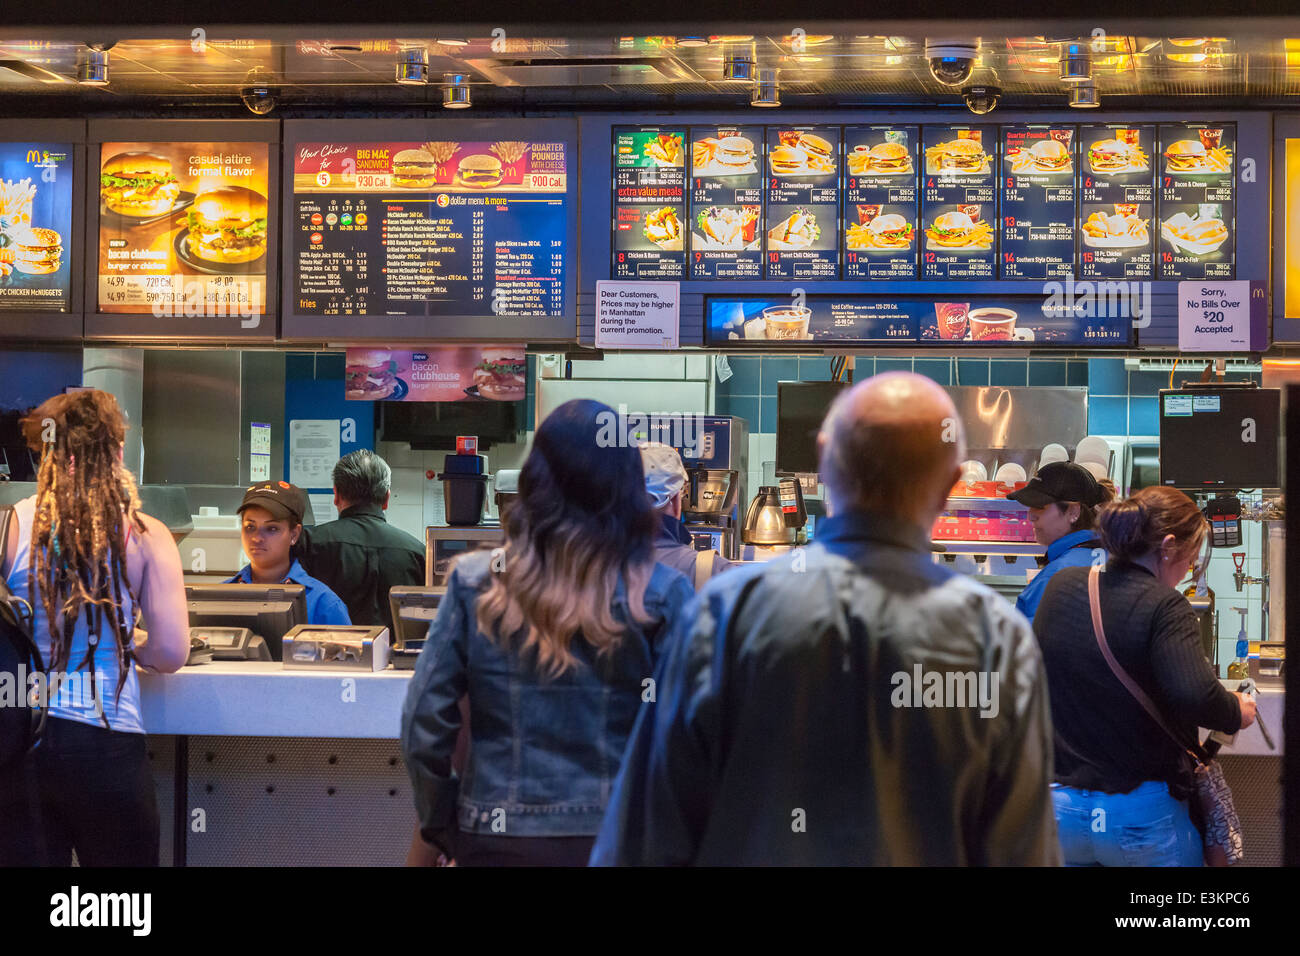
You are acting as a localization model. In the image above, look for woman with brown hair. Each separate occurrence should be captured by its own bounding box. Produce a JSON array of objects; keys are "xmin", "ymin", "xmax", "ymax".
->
[
  {"xmin": 1033, "ymin": 486, "xmax": 1256, "ymax": 866},
  {"xmin": 401, "ymin": 399, "xmax": 693, "ymax": 866},
  {"xmin": 0, "ymin": 389, "xmax": 189, "ymax": 866}
]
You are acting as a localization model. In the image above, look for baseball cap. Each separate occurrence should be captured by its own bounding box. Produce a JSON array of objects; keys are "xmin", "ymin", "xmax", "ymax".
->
[
  {"xmin": 1007, "ymin": 461, "xmax": 1105, "ymax": 509},
  {"xmin": 639, "ymin": 442, "xmax": 687, "ymax": 510},
  {"xmin": 238, "ymin": 480, "xmax": 308, "ymax": 524}
]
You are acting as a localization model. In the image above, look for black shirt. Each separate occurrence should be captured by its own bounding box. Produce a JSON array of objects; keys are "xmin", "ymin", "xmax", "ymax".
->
[
  {"xmin": 299, "ymin": 503, "xmax": 425, "ymax": 634},
  {"xmin": 1033, "ymin": 559, "xmax": 1241, "ymax": 795}
]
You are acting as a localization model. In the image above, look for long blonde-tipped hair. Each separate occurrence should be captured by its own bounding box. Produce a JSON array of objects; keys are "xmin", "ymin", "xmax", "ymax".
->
[{"xmin": 475, "ymin": 399, "xmax": 659, "ymax": 677}]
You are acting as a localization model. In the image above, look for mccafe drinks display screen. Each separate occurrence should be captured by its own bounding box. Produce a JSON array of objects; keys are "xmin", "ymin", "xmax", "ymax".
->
[
  {"xmin": 705, "ymin": 294, "xmax": 1133, "ymax": 347},
  {"xmin": 612, "ymin": 121, "xmax": 1237, "ymax": 282}
]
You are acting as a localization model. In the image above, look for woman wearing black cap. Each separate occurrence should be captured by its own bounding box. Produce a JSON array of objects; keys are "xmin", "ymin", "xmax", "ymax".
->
[{"xmin": 1007, "ymin": 461, "xmax": 1114, "ymax": 622}]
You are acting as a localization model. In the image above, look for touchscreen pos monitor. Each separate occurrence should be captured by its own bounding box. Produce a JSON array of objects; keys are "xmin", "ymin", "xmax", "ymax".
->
[{"xmin": 186, "ymin": 584, "xmax": 307, "ymax": 662}]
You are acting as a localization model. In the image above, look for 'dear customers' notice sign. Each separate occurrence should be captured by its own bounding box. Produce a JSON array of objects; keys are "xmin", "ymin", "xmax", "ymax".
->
[{"xmin": 595, "ymin": 280, "xmax": 680, "ymax": 349}]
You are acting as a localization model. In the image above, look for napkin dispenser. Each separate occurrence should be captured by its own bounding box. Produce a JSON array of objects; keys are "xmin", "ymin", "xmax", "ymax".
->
[{"xmin": 281, "ymin": 625, "xmax": 391, "ymax": 671}]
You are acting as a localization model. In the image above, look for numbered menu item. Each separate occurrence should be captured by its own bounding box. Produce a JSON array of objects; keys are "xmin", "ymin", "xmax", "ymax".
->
[
  {"xmin": 1159, "ymin": 123, "xmax": 1235, "ymax": 280},
  {"xmin": 1000, "ymin": 126, "xmax": 1075, "ymax": 279},
  {"xmin": 98, "ymin": 142, "xmax": 269, "ymax": 315},
  {"xmin": 613, "ymin": 128, "xmax": 686, "ymax": 279},
  {"xmin": 709, "ymin": 297, "xmax": 916, "ymax": 344},
  {"xmin": 765, "ymin": 127, "xmax": 839, "ymax": 279},
  {"xmin": 921, "ymin": 126, "xmax": 997, "ymax": 279},
  {"xmin": 0, "ymin": 143, "xmax": 72, "ymax": 311},
  {"xmin": 292, "ymin": 139, "xmax": 566, "ymax": 316},
  {"xmin": 690, "ymin": 126, "xmax": 762, "ymax": 279},
  {"xmin": 1079, "ymin": 124, "xmax": 1155, "ymax": 279},
  {"xmin": 844, "ymin": 125, "xmax": 919, "ymax": 279}
]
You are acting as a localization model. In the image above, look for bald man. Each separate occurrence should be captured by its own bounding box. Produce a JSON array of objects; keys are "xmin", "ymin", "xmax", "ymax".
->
[{"xmin": 592, "ymin": 373, "xmax": 1060, "ymax": 866}]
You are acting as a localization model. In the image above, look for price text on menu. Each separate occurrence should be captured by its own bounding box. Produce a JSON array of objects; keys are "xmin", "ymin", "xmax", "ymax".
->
[{"xmin": 291, "ymin": 140, "xmax": 566, "ymax": 316}]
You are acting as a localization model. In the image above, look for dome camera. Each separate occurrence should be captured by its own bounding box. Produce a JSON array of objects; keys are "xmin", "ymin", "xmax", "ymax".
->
[
  {"xmin": 925, "ymin": 39, "xmax": 979, "ymax": 87},
  {"xmin": 241, "ymin": 70, "xmax": 278, "ymax": 115},
  {"xmin": 962, "ymin": 85, "xmax": 1000, "ymax": 114}
]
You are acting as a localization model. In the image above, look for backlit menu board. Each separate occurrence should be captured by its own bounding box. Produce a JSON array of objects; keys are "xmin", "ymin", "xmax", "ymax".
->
[
  {"xmin": 1079, "ymin": 124, "xmax": 1156, "ymax": 280},
  {"xmin": 1158, "ymin": 122, "xmax": 1235, "ymax": 279},
  {"xmin": 689, "ymin": 126, "xmax": 763, "ymax": 279},
  {"xmin": 843, "ymin": 125, "xmax": 919, "ymax": 280},
  {"xmin": 97, "ymin": 141, "xmax": 270, "ymax": 317},
  {"xmin": 613, "ymin": 128, "xmax": 686, "ymax": 279},
  {"xmin": 921, "ymin": 125, "xmax": 997, "ymax": 279},
  {"xmin": 765, "ymin": 126, "xmax": 840, "ymax": 280},
  {"xmin": 292, "ymin": 137, "xmax": 567, "ymax": 317},
  {"xmin": 0, "ymin": 141, "xmax": 72, "ymax": 312},
  {"xmin": 707, "ymin": 295, "xmax": 1131, "ymax": 347},
  {"xmin": 1000, "ymin": 125, "xmax": 1075, "ymax": 280}
]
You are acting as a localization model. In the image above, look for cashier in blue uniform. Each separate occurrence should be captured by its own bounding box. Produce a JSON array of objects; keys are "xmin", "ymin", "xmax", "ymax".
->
[
  {"xmin": 1006, "ymin": 461, "xmax": 1114, "ymax": 622},
  {"xmin": 227, "ymin": 480, "xmax": 352, "ymax": 625}
]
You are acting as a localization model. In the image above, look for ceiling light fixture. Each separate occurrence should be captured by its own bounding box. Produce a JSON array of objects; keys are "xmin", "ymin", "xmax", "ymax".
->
[
  {"xmin": 676, "ymin": 36, "xmax": 709, "ymax": 47},
  {"xmin": 435, "ymin": 38, "xmax": 469, "ymax": 48},
  {"xmin": 1069, "ymin": 81, "xmax": 1100, "ymax": 108},
  {"xmin": 723, "ymin": 50, "xmax": 755, "ymax": 81},
  {"xmin": 443, "ymin": 73, "xmax": 471, "ymax": 108},
  {"xmin": 395, "ymin": 46, "xmax": 429, "ymax": 85},
  {"xmin": 77, "ymin": 47, "xmax": 109, "ymax": 86},
  {"xmin": 751, "ymin": 69, "xmax": 779, "ymax": 107},
  {"xmin": 1059, "ymin": 41, "xmax": 1091, "ymax": 83}
]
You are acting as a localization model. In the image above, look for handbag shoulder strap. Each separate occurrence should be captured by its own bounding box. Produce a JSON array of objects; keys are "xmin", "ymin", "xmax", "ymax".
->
[{"xmin": 1087, "ymin": 565, "xmax": 1208, "ymax": 766}]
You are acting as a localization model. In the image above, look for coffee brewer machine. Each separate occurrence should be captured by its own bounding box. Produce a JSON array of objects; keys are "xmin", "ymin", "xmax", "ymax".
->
[{"xmin": 665, "ymin": 416, "xmax": 748, "ymax": 561}]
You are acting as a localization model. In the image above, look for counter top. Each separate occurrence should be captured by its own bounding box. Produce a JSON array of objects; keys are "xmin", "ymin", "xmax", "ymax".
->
[
  {"xmin": 139, "ymin": 662, "xmax": 413, "ymax": 739},
  {"xmin": 1203, "ymin": 678, "xmax": 1284, "ymax": 757}
]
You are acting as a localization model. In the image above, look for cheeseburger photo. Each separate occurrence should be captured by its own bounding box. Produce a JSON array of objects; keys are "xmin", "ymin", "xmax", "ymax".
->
[
  {"xmin": 392, "ymin": 149, "xmax": 437, "ymax": 188},
  {"xmin": 473, "ymin": 348, "xmax": 526, "ymax": 401},
  {"xmin": 185, "ymin": 186, "xmax": 268, "ymax": 266},
  {"xmin": 345, "ymin": 350, "xmax": 399, "ymax": 400},
  {"xmin": 458, "ymin": 154, "xmax": 503, "ymax": 189},
  {"xmin": 100, "ymin": 151, "xmax": 182, "ymax": 217},
  {"xmin": 11, "ymin": 227, "xmax": 63, "ymax": 275}
]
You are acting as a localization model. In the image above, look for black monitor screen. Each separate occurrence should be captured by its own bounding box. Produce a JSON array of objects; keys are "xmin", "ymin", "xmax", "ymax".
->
[
  {"xmin": 776, "ymin": 381, "xmax": 847, "ymax": 476},
  {"xmin": 1159, "ymin": 388, "xmax": 1281, "ymax": 491},
  {"xmin": 388, "ymin": 587, "xmax": 443, "ymax": 648},
  {"xmin": 186, "ymin": 584, "xmax": 308, "ymax": 662}
]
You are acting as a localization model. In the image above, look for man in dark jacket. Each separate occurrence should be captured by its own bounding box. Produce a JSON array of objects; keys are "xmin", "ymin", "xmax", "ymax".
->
[
  {"xmin": 298, "ymin": 449, "xmax": 425, "ymax": 635},
  {"xmin": 591, "ymin": 372, "xmax": 1060, "ymax": 866}
]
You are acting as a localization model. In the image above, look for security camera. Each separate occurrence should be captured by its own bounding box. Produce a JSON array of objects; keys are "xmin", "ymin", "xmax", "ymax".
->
[
  {"xmin": 926, "ymin": 39, "xmax": 979, "ymax": 87},
  {"xmin": 241, "ymin": 85, "xmax": 278, "ymax": 115},
  {"xmin": 962, "ymin": 85, "xmax": 1000, "ymax": 115}
]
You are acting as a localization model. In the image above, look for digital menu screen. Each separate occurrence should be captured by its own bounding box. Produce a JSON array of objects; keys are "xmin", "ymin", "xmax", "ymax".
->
[
  {"xmin": 920, "ymin": 125, "xmax": 997, "ymax": 279},
  {"xmin": 1158, "ymin": 122, "xmax": 1235, "ymax": 280},
  {"xmin": 292, "ymin": 138, "xmax": 567, "ymax": 316},
  {"xmin": 689, "ymin": 126, "xmax": 763, "ymax": 279},
  {"xmin": 765, "ymin": 126, "xmax": 840, "ymax": 280},
  {"xmin": 613, "ymin": 128, "xmax": 686, "ymax": 279},
  {"xmin": 97, "ymin": 142, "xmax": 269, "ymax": 315},
  {"xmin": 843, "ymin": 125, "xmax": 919, "ymax": 280},
  {"xmin": 0, "ymin": 142, "xmax": 72, "ymax": 311},
  {"xmin": 344, "ymin": 345, "xmax": 525, "ymax": 402},
  {"xmin": 707, "ymin": 295, "xmax": 1132, "ymax": 347},
  {"xmin": 1000, "ymin": 126, "xmax": 1075, "ymax": 280},
  {"xmin": 1079, "ymin": 124, "xmax": 1156, "ymax": 280}
]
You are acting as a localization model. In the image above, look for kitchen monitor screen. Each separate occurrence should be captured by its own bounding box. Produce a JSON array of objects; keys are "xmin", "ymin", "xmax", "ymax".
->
[
  {"xmin": 1158, "ymin": 388, "xmax": 1280, "ymax": 490},
  {"xmin": 776, "ymin": 381, "xmax": 848, "ymax": 476}
]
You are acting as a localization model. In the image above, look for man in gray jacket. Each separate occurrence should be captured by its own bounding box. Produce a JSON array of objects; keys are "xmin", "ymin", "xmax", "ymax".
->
[
  {"xmin": 639, "ymin": 442, "xmax": 733, "ymax": 590},
  {"xmin": 593, "ymin": 373, "xmax": 1060, "ymax": 865}
]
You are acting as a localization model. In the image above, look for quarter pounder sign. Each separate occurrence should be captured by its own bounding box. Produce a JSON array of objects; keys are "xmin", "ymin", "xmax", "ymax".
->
[
  {"xmin": 596, "ymin": 280, "xmax": 680, "ymax": 349},
  {"xmin": 1177, "ymin": 280, "xmax": 1265, "ymax": 351}
]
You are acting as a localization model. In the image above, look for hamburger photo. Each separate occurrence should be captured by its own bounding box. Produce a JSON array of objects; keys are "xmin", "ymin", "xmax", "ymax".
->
[
  {"xmin": 185, "ymin": 186, "xmax": 268, "ymax": 266},
  {"xmin": 866, "ymin": 141, "xmax": 910, "ymax": 172},
  {"xmin": 797, "ymin": 133, "xmax": 835, "ymax": 170},
  {"xmin": 11, "ymin": 227, "xmax": 63, "ymax": 275},
  {"xmin": 1088, "ymin": 138, "xmax": 1147, "ymax": 173},
  {"xmin": 927, "ymin": 138, "xmax": 987, "ymax": 173},
  {"xmin": 924, "ymin": 210, "xmax": 993, "ymax": 249},
  {"xmin": 864, "ymin": 213, "xmax": 913, "ymax": 248},
  {"xmin": 1164, "ymin": 139, "xmax": 1208, "ymax": 172},
  {"xmin": 1026, "ymin": 138, "xmax": 1071, "ymax": 173},
  {"xmin": 769, "ymin": 145, "xmax": 809, "ymax": 175},
  {"xmin": 473, "ymin": 348, "xmax": 527, "ymax": 402},
  {"xmin": 714, "ymin": 136, "xmax": 755, "ymax": 170},
  {"xmin": 458, "ymin": 154, "xmax": 503, "ymax": 189},
  {"xmin": 392, "ymin": 149, "xmax": 437, "ymax": 188},
  {"xmin": 100, "ymin": 151, "xmax": 182, "ymax": 217},
  {"xmin": 345, "ymin": 350, "xmax": 399, "ymax": 400}
]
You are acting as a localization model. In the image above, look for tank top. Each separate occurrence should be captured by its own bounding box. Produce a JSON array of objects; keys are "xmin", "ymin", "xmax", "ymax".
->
[{"xmin": 5, "ymin": 495, "xmax": 144, "ymax": 734}]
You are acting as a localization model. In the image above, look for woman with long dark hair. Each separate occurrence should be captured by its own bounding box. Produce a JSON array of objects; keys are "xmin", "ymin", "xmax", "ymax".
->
[
  {"xmin": 401, "ymin": 399, "xmax": 693, "ymax": 866},
  {"xmin": 1034, "ymin": 486, "xmax": 1255, "ymax": 866},
  {"xmin": 0, "ymin": 389, "xmax": 189, "ymax": 866}
]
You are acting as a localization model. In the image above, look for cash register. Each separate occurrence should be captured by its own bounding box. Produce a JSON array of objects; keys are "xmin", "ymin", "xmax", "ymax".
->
[{"xmin": 185, "ymin": 583, "xmax": 307, "ymax": 663}]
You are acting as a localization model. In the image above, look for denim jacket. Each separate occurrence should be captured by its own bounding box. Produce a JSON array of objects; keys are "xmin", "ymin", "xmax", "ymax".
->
[{"xmin": 400, "ymin": 548, "xmax": 693, "ymax": 848}]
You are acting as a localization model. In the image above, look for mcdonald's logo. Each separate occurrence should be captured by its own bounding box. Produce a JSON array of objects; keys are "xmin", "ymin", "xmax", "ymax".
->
[{"xmin": 25, "ymin": 149, "xmax": 40, "ymax": 163}]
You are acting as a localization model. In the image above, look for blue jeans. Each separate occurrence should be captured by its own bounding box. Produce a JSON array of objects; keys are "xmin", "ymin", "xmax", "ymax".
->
[{"xmin": 1052, "ymin": 781, "xmax": 1203, "ymax": 866}]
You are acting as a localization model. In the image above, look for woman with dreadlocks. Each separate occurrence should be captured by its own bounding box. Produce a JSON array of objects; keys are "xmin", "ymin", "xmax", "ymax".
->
[{"xmin": 0, "ymin": 389, "xmax": 189, "ymax": 866}]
